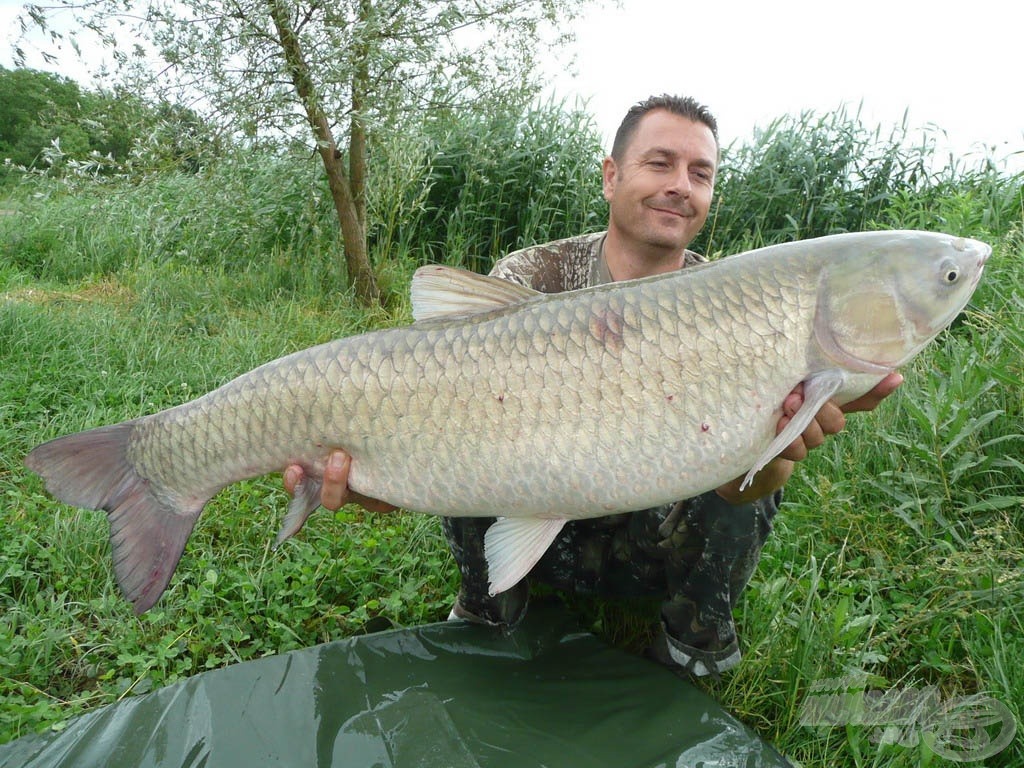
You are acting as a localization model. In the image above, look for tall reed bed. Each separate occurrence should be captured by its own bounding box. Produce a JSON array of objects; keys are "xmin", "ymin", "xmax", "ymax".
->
[{"xmin": 701, "ymin": 105, "xmax": 1023, "ymax": 254}]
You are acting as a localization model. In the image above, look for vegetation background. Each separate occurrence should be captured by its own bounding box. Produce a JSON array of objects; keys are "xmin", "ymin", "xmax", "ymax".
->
[{"xmin": 1, "ymin": 64, "xmax": 1022, "ymax": 767}]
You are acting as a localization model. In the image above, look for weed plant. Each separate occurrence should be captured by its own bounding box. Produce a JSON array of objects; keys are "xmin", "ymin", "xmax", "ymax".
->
[
  {"xmin": 1, "ymin": 103, "xmax": 1022, "ymax": 766},
  {"xmin": 369, "ymin": 97, "xmax": 608, "ymax": 273}
]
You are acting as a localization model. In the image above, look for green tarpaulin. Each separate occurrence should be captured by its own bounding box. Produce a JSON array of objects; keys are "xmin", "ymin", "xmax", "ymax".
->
[{"xmin": 1, "ymin": 605, "xmax": 792, "ymax": 767}]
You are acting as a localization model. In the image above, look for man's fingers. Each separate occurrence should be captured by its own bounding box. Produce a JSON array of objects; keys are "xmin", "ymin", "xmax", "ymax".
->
[
  {"xmin": 775, "ymin": 403, "xmax": 834, "ymax": 462},
  {"xmin": 320, "ymin": 450, "xmax": 350, "ymax": 511},
  {"xmin": 773, "ymin": 373, "xmax": 901, "ymax": 468},
  {"xmin": 802, "ymin": 418, "xmax": 826, "ymax": 450},
  {"xmin": 283, "ymin": 450, "xmax": 396, "ymax": 513},
  {"xmin": 350, "ymin": 493, "xmax": 399, "ymax": 514},
  {"xmin": 842, "ymin": 372, "xmax": 903, "ymax": 413},
  {"xmin": 782, "ymin": 388, "xmax": 803, "ymax": 418},
  {"xmin": 814, "ymin": 401, "xmax": 846, "ymax": 436},
  {"xmin": 778, "ymin": 437, "xmax": 808, "ymax": 462},
  {"xmin": 283, "ymin": 465, "xmax": 301, "ymax": 495}
]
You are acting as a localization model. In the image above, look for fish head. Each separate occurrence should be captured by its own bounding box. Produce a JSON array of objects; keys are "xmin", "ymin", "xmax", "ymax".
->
[{"xmin": 815, "ymin": 230, "xmax": 990, "ymax": 373}]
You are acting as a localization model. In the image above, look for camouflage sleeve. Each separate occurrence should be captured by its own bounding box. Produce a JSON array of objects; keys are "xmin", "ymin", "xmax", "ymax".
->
[{"xmin": 488, "ymin": 233, "xmax": 605, "ymax": 293}]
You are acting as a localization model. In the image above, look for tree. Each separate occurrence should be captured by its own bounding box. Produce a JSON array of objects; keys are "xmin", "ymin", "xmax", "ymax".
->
[
  {"xmin": 0, "ymin": 66, "xmax": 220, "ymax": 178},
  {"xmin": 14, "ymin": 0, "xmax": 591, "ymax": 305},
  {"xmin": 0, "ymin": 66, "xmax": 83, "ymax": 168}
]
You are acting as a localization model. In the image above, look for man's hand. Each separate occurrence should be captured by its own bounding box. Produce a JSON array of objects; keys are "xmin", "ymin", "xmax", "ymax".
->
[
  {"xmin": 716, "ymin": 373, "xmax": 903, "ymax": 504},
  {"xmin": 776, "ymin": 372, "xmax": 904, "ymax": 461},
  {"xmin": 283, "ymin": 450, "xmax": 397, "ymax": 513}
]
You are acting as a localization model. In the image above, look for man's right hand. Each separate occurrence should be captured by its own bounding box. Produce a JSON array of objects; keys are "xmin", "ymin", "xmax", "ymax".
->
[{"xmin": 283, "ymin": 450, "xmax": 397, "ymax": 513}]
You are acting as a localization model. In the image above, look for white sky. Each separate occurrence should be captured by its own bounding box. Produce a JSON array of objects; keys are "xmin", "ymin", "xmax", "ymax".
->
[
  {"xmin": 544, "ymin": 0, "xmax": 1024, "ymax": 170},
  {"xmin": 2, "ymin": 0, "xmax": 1022, "ymax": 171}
]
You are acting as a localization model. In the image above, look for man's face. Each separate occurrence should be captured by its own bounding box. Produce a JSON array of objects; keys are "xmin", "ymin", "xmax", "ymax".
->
[{"xmin": 603, "ymin": 110, "xmax": 717, "ymax": 255}]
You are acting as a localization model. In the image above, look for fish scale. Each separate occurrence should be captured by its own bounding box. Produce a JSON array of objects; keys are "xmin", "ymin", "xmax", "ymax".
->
[{"xmin": 24, "ymin": 230, "xmax": 990, "ymax": 612}]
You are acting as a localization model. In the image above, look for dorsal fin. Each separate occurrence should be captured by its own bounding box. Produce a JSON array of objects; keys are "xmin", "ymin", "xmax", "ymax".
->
[{"xmin": 410, "ymin": 265, "xmax": 539, "ymax": 322}]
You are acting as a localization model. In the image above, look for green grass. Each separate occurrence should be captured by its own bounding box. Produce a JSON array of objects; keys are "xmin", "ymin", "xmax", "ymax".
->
[
  {"xmin": 2, "ymin": 105, "xmax": 1023, "ymax": 766},
  {"xmin": 0, "ymin": 264, "xmax": 456, "ymax": 742}
]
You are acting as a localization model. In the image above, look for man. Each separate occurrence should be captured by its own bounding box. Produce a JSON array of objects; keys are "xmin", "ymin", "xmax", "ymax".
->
[{"xmin": 284, "ymin": 95, "xmax": 900, "ymax": 676}]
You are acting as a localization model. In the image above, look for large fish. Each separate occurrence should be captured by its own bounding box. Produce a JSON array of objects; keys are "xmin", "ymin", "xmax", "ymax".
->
[{"xmin": 25, "ymin": 230, "xmax": 990, "ymax": 613}]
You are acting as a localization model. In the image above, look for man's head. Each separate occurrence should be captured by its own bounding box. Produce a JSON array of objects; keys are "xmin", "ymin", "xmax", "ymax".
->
[
  {"xmin": 603, "ymin": 95, "xmax": 719, "ymax": 264},
  {"xmin": 610, "ymin": 95, "xmax": 719, "ymax": 162}
]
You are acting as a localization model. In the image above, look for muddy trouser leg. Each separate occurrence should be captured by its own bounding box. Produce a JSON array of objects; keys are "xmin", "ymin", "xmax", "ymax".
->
[
  {"xmin": 442, "ymin": 516, "xmax": 530, "ymax": 628},
  {"xmin": 441, "ymin": 490, "xmax": 778, "ymax": 670},
  {"xmin": 657, "ymin": 490, "xmax": 780, "ymax": 676},
  {"xmin": 442, "ymin": 512, "xmax": 629, "ymax": 628}
]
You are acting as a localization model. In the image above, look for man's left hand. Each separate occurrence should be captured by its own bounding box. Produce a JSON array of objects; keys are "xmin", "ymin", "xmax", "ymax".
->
[
  {"xmin": 716, "ymin": 373, "xmax": 903, "ymax": 504},
  {"xmin": 776, "ymin": 372, "xmax": 903, "ymax": 461}
]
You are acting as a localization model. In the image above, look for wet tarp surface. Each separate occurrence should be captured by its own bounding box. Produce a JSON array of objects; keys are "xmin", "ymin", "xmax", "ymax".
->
[{"xmin": 1, "ymin": 605, "xmax": 791, "ymax": 767}]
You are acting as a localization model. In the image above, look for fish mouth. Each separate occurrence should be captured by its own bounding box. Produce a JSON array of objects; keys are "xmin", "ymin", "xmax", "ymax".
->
[
  {"xmin": 974, "ymin": 243, "xmax": 991, "ymax": 284},
  {"xmin": 954, "ymin": 236, "xmax": 992, "ymax": 288},
  {"xmin": 971, "ymin": 265, "xmax": 986, "ymax": 290}
]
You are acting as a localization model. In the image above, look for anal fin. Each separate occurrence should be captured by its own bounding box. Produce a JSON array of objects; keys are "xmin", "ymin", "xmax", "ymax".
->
[
  {"xmin": 484, "ymin": 517, "xmax": 567, "ymax": 595},
  {"xmin": 275, "ymin": 476, "xmax": 323, "ymax": 545}
]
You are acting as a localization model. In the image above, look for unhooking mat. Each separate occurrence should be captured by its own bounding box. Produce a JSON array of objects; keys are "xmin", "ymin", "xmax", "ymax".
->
[{"xmin": 0, "ymin": 604, "xmax": 792, "ymax": 767}]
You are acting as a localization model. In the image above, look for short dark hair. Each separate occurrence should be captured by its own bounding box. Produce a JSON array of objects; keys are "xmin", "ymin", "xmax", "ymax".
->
[{"xmin": 611, "ymin": 95, "xmax": 719, "ymax": 161}]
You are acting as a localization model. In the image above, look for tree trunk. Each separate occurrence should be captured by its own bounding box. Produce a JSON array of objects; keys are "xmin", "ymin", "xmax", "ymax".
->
[
  {"xmin": 267, "ymin": 0, "xmax": 380, "ymax": 306},
  {"xmin": 351, "ymin": 0, "xmax": 371, "ymax": 235}
]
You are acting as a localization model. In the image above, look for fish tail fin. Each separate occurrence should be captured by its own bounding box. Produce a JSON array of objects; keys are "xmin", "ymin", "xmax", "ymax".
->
[{"xmin": 25, "ymin": 421, "xmax": 204, "ymax": 614}]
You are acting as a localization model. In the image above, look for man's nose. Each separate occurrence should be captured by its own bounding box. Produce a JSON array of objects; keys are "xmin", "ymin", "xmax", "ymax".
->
[{"xmin": 665, "ymin": 168, "xmax": 691, "ymax": 197}]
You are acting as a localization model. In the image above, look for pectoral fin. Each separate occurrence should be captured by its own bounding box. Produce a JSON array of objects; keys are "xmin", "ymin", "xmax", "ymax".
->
[
  {"xmin": 740, "ymin": 370, "xmax": 846, "ymax": 491},
  {"xmin": 275, "ymin": 476, "xmax": 323, "ymax": 545},
  {"xmin": 484, "ymin": 517, "xmax": 567, "ymax": 595}
]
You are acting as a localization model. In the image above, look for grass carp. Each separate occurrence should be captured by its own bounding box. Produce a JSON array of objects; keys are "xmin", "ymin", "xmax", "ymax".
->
[{"xmin": 24, "ymin": 230, "xmax": 990, "ymax": 613}]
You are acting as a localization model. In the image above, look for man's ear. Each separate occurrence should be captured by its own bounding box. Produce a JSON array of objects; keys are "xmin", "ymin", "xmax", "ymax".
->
[{"xmin": 602, "ymin": 156, "xmax": 617, "ymax": 201}]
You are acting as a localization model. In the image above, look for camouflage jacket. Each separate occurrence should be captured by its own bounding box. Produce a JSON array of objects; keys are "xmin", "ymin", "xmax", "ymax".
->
[{"xmin": 489, "ymin": 231, "xmax": 706, "ymax": 291}]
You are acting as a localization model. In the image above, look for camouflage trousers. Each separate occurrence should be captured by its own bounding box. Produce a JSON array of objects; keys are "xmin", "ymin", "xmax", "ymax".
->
[{"xmin": 443, "ymin": 490, "xmax": 779, "ymax": 674}]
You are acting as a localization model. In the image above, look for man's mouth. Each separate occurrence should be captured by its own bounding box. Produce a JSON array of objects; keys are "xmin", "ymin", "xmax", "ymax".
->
[{"xmin": 648, "ymin": 204, "xmax": 691, "ymax": 219}]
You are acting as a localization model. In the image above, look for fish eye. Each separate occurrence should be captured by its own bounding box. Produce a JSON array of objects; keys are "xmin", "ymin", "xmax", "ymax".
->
[{"xmin": 940, "ymin": 260, "xmax": 960, "ymax": 285}]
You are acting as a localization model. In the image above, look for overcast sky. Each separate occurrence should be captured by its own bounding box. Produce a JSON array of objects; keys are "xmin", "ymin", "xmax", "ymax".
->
[
  {"xmin": 3, "ymin": 0, "xmax": 1021, "ymax": 171},
  {"xmin": 544, "ymin": 0, "xmax": 1023, "ymax": 169}
]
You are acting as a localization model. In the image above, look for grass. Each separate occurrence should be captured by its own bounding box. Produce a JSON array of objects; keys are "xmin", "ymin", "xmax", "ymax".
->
[
  {"xmin": 2, "ymin": 105, "xmax": 1023, "ymax": 766},
  {"xmin": 0, "ymin": 264, "xmax": 456, "ymax": 742}
]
